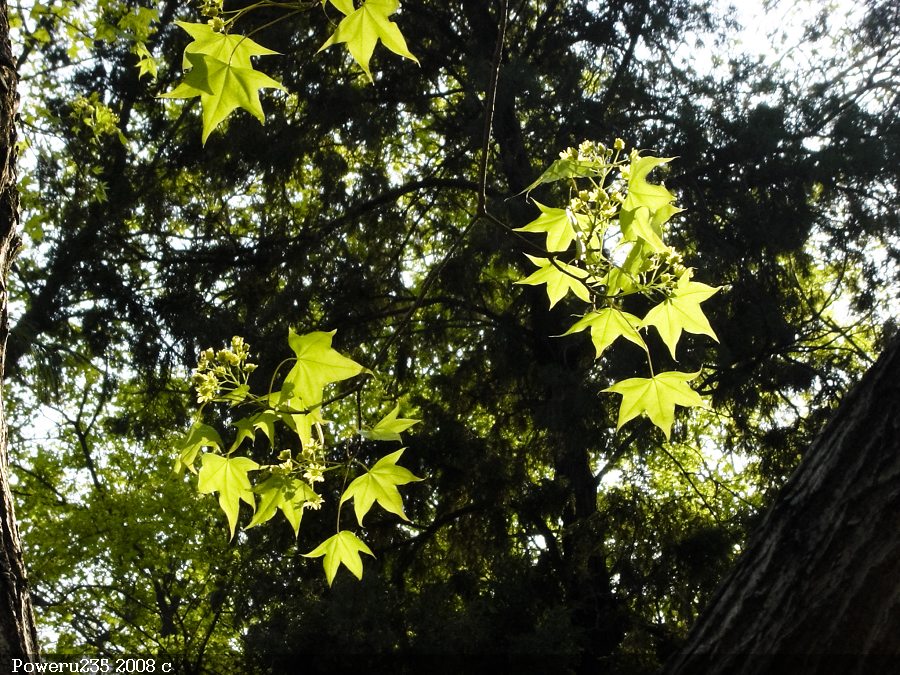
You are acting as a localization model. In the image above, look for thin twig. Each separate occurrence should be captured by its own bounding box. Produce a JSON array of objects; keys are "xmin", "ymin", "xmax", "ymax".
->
[
  {"xmin": 371, "ymin": 0, "xmax": 510, "ymax": 368},
  {"xmin": 477, "ymin": 0, "xmax": 509, "ymax": 216}
]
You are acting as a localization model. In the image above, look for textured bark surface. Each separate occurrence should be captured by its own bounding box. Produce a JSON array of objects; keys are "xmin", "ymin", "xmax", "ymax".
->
[
  {"xmin": 0, "ymin": 1, "xmax": 41, "ymax": 666},
  {"xmin": 664, "ymin": 333, "xmax": 900, "ymax": 675}
]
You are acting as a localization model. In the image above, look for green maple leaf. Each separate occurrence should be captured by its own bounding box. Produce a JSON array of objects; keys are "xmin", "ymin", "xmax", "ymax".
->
[
  {"xmin": 362, "ymin": 403, "xmax": 420, "ymax": 442},
  {"xmin": 175, "ymin": 422, "xmax": 223, "ymax": 473},
  {"xmin": 221, "ymin": 383, "xmax": 250, "ymax": 406},
  {"xmin": 521, "ymin": 157, "xmax": 602, "ymax": 195},
  {"xmin": 304, "ymin": 530, "xmax": 375, "ymax": 586},
  {"xmin": 197, "ymin": 453, "xmax": 260, "ymax": 538},
  {"xmin": 650, "ymin": 202, "xmax": 683, "ymax": 229},
  {"xmin": 250, "ymin": 410, "xmax": 280, "ymax": 442},
  {"xmin": 563, "ymin": 308, "xmax": 646, "ymax": 358},
  {"xmin": 642, "ymin": 270, "xmax": 720, "ymax": 359},
  {"xmin": 622, "ymin": 153, "xmax": 676, "ymax": 213},
  {"xmin": 619, "ymin": 206, "xmax": 669, "ymax": 253},
  {"xmin": 174, "ymin": 21, "xmax": 279, "ymax": 70},
  {"xmin": 275, "ymin": 410, "xmax": 323, "ymax": 449},
  {"xmin": 340, "ymin": 449, "xmax": 422, "ymax": 525},
  {"xmin": 161, "ymin": 23, "xmax": 284, "ymax": 143},
  {"xmin": 318, "ymin": 0, "xmax": 418, "ymax": 82},
  {"xmin": 603, "ymin": 265, "xmax": 637, "ymax": 296},
  {"xmin": 134, "ymin": 43, "xmax": 158, "ymax": 80},
  {"xmin": 281, "ymin": 329, "xmax": 368, "ymax": 408},
  {"xmin": 246, "ymin": 475, "xmax": 318, "ymax": 536},
  {"xmin": 604, "ymin": 371, "xmax": 705, "ymax": 440},
  {"xmin": 517, "ymin": 255, "xmax": 591, "ymax": 308},
  {"xmin": 226, "ymin": 417, "xmax": 258, "ymax": 453},
  {"xmin": 514, "ymin": 202, "xmax": 588, "ymax": 252},
  {"xmin": 161, "ymin": 52, "xmax": 285, "ymax": 144}
]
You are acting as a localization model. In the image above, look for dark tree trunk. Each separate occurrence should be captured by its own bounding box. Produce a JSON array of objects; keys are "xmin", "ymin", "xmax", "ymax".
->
[
  {"xmin": 0, "ymin": 1, "xmax": 41, "ymax": 666},
  {"xmin": 664, "ymin": 333, "xmax": 900, "ymax": 675}
]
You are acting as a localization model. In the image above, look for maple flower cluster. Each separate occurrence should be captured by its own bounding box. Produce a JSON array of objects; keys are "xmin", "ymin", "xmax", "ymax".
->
[
  {"xmin": 199, "ymin": 0, "xmax": 225, "ymax": 31},
  {"xmin": 299, "ymin": 440, "xmax": 327, "ymax": 511},
  {"xmin": 274, "ymin": 442, "xmax": 327, "ymax": 511},
  {"xmin": 191, "ymin": 336, "xmax": 257, "ymax": 404},
  {"xmin": 299, "ymin": 439, "xmax": 327, "ymax": 485}
]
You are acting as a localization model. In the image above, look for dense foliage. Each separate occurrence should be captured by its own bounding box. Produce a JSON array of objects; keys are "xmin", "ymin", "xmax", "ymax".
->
[{"xmin": 6, "ymin": 0, "xmax": 899, "ymax": 672}]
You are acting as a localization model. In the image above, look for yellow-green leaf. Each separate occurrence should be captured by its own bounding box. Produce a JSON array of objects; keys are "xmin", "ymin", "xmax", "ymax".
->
[
  {"xmin": 563, "ymin": 308, "xmax": 646, "ymax": 358},
  {"xmin": 282, "ymin": 329, "xmax": 367, "ymax": 408},
  {"xmin": 362, "ymin": 403, "xmax": 419, "ymax": 442},
  {"xmin": 340, "ymin": 449, "xmax": 422, "ymax": 525},
  {"xmin": 250, "ymin": 410, "xmax": 279, "ymax": 442},
  {"xmin": 642, "ymin": 269, "xmax": 720, "ymax": 359},
  {"xmin": 620, "ymin": 206, "xmax": 669, "ymax": 253},
  {"xmin": 134, "ymin": 42, "xmax": 158, "ymax": 80},
  {"xmin": 174, "ymin": 21, "xmax": 279, "ymax": 69},
  {"xmin": 197, "ymin": 453, "xmax": 260, "ymax": 538},
  {"xmin": 623, "ymin": 153, "xmax": 676, "ymax": 213},
  {"xmin": 521, "ymin": 157, "xmax": 602, "ymax": 195},
  {"xmin": 161, "ymin": 52, "xmax": 285, "ymax": 144},
  {"xmin": 226, "ymin": 417, "xmax": 257, "ymax": 453},
  {"xmin": 303, "ymin": 530, "xmax": 375, "ymax": 586},
  {"xmin": 175, "ymin": 422, "xmax": 222, "ymax": 473},
  {"xmin": 514, "ymin": 202, "xmax": 588, "ymax": 252},
  {"xmin": 517, "ymin": 255, "xmax": 591, "ymax": 308},
  {"xmin": 246, "ymin": 475, "xmax": 318, "ymax": 536},
  {"xmin": 603, "ymin": 371, "xmax": 705, "ymax": 440},
  {"xmin": 318, "ymin": 0, "xmax": 418, "ymax": 82},
  {"xmin": 651, "ymin": 202, "xmax": 684, "ymax": 229},
  {"xmin": 275, "ymin": 410, "xmax": 321, "ymax": 449}
]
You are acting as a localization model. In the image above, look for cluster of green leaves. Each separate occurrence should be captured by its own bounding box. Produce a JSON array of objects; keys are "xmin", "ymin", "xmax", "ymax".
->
[
  {"xmin": 162, "ymin": 0, "xmax": 417, "ymax": 143},
  {"xmin": 69, "ymin": 93, "xmax": 127, "ymax": 146},
  {"xmin": 161, "ymin": 0, "xmax": 420, "ymax": 587},
  {"xmin": 12, "ymin": 1, "xmax": 159, "ymax": 62},
  {"xmin": 176, "ymin": 331, "xmax": 421, "ymax": 585},
  {"xmin": 517, "ymin": 141, "xmax": 720, "ymax": 440}
]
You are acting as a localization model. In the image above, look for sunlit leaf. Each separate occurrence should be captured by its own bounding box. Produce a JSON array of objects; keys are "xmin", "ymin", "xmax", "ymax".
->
[
  {"xmin": 174, "ymin": 21, "xmax": 278, "ymax": 69},
  {"xmin": 318, "ymin": 0, "xmax": 418, "ymax": 81},
  {"xmin": 303, "ymin": 530, "xmax": 375, "ymax": 586},
  {"xmin": 362, "ymin": 404, "xmax": 419, "ymax": 442},
  {"xmin": 622, "ymin": 153, "xmax": 676, "ymax": 213},
  {"xmin": 281, "ymin": 329, "xmax": 367, "ymax": 408},
  {"xmin": 642, "ymin": 269, "xmax": 720, "ymax": 359},
  {"xmin": 250, "ymin": 410, "xmax": 280, "ymax": 442},
  {"xmin": 275, "ymin": 411, "xmax": 321, "ymax": 449},
  {"xmin": 161, "ymin": 52, "xmax": 285, "ymax": 144},
  {"xmin": 515, "ymin": 201, "xmax": 589, "ymax": 252},
  {"xmin": 323, "ymin": 0, "xmax": 356, "ymax": 15},
  {"xmin": 246, "ymin": 475, "xmax": 318, "ymax": 536},
  {"xmin": 521, "ymin": 157, "xmax": 602, "ymax": 195},
  {"xmin": 197, "ymin": 453, "xmax": 259, "ymax": 538},
  {"xmin": 517, "ymin": 255, "xmax": 591, "ymax": 307},
  {"xmin": 226, "ymin": 417, "xmax": 257, "ymax": 453},
  {"xmin": 563, "ymin": 308, "xmax": 646, "ymax": 358},
  {"xmin": 175, "ymin": 422, "xmax": 223, "ymax": 473},
  {"xmin": 604, "ymin": 371, "xmax": 705, "ymax": 440},
  {"xmin": 340, "ymin": 449, "xmax": 422, "ymax": 525},
  {"xmin": 620, "ymin": 206, "xmax": 669, "ymax": 253}
]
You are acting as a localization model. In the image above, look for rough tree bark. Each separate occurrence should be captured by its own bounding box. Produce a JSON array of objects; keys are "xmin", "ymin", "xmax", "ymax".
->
[
  {"xmin": 664, "ymin": 332, "xmax": 900, "ymax": 675},
  {"xmin": 0, "ymin": 1, "xmax": 41, "ymax": 667}
]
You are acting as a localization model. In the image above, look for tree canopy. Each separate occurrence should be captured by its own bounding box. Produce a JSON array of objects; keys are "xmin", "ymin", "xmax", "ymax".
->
[{"xmin": 4, "ymin": 0, "xmax": 899, "ymax": 671}]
